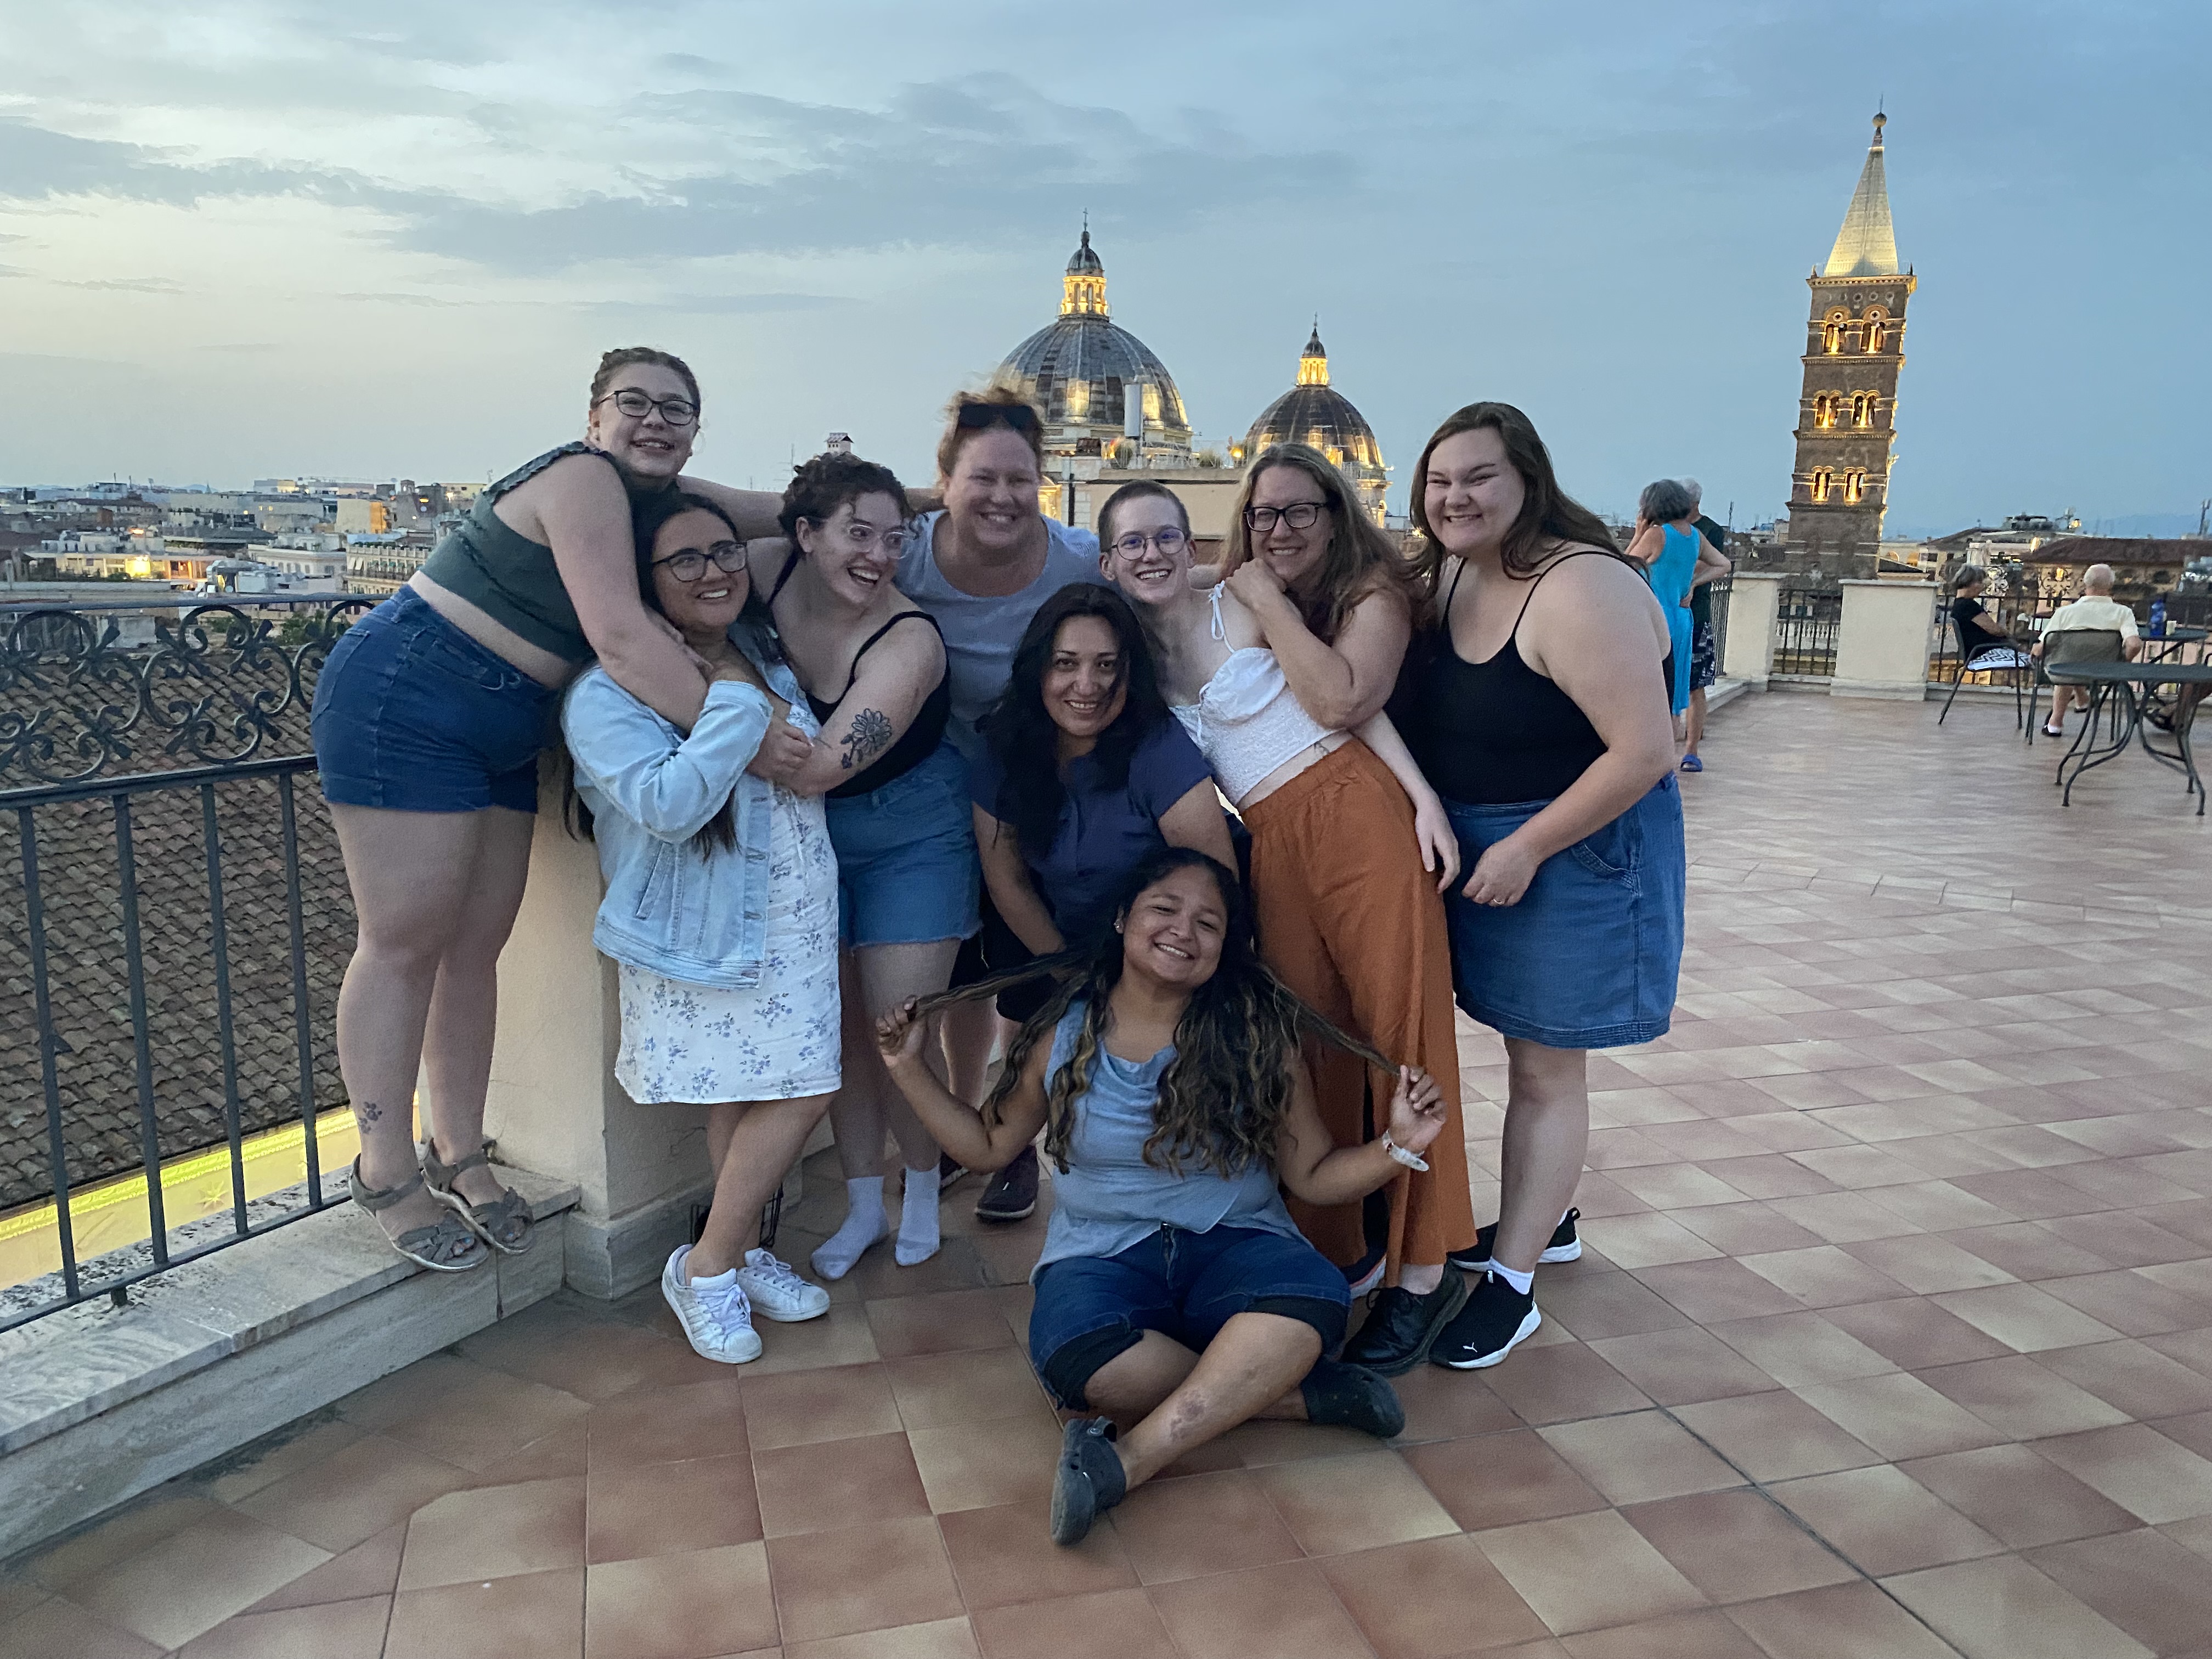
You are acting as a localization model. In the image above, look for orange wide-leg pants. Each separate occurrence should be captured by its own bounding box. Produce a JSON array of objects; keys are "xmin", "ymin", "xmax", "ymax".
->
[{"xmin": 1242, "ymin": 740, "xmax": 1476, "ymax": 1283}]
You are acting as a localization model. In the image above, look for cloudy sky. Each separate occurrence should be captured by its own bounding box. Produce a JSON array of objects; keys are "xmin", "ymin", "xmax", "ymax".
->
[{"xmin": 2, "ymin": 1, "xmax": 2205, "ymax": 534}]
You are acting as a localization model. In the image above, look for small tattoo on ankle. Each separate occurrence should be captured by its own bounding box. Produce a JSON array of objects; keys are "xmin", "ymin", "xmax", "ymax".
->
[{"xmin": 355, "ymin": 1101, "xmax": 383, "ymax": 1126}]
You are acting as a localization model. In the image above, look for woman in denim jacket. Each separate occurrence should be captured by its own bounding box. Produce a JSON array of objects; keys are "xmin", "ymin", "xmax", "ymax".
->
[{"xmin": 562, "ymin": 492, "xmax": 837, "ymax": 1364}]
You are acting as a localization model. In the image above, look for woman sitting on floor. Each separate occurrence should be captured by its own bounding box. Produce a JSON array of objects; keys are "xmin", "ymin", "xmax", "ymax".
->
[{"xmin": 872, "ymin": 847, "xmax": 1449, "ymax": 1545}]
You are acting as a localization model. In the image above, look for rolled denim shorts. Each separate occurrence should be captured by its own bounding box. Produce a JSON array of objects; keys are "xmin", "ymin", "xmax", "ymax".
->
[
  {"xmin": 1028, "ymin": 1223, "xmax": 1349, "ymax": 1410},
  {"xmin": 311, "ymin": 589, "xmax": 556, "ymax": 814},
  {"xmin": 822, "ymin": 739, "xmax": 980, "ymax": 947},
  {"xmin": 1442, "ymin": 774, "xmax": 1686, "ymax": 1050}
]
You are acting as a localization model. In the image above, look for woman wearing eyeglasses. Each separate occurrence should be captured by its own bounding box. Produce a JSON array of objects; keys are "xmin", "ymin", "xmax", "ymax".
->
[
  {"xmin": 311, "ymin": 347, "xmax": 788, "ymax": 1273},
  {"xmin": 560, "ymin": 490, "xmax": 837, "ymax": 1363},
  {"xmin": 752, "ymin": 452, "xmax": 978, "ymax": 1279},
  {"xmin": 894, "ymin": 387, "xmax": 1111, "ymax": 1227},
  {"xmin": 1102, "ymin": 461, "xmax": 1477, "ymax": 1379}
]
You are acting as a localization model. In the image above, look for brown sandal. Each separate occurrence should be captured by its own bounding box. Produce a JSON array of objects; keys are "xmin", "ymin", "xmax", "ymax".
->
[
  {"xmin": 422, "ymin": 1138, "xmax": 535, "ymax": 1255},
  {"xmin": 350, "ymin": 1159, "xmax": 489, "ymax": 1272}
]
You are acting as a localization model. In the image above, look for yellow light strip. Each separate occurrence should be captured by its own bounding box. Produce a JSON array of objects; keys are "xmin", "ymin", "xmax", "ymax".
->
[{"xmin": 0, "ymin": 1104, "xmax": 408, "ymax": 1290}]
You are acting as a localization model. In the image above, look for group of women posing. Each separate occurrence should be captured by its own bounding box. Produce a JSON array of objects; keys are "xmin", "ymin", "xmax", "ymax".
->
[{"xmin": 309, "ymin": 346, "xmax": 1688, "ymax": 1534}]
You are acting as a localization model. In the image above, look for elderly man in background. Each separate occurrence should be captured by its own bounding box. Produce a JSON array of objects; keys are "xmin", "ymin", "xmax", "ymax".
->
[
  {"xmin": 1678, "ymin": 479, "xmax": 1732, "ymax": 773},
  {"xmin": 2034, "ymin": 562, "xmax": 2143, "ymax": 739}
]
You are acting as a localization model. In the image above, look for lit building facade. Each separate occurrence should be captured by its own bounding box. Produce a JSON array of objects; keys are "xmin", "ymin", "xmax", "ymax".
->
[{"xmin": 1778, "ymin": 114, "xmax": 1916, "ymax": 579}]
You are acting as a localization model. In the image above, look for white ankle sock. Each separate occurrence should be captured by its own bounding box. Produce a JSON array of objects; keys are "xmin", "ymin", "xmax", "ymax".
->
[
  {"xmin": 895, "ymin": 1163, "xmax": 942, "ymax": 1266},
  {"xmin": 1491, "ymin": 1262, "xmax": 1535, "ymax": 1296},
  {"xmin": 811, "ymin": 1176, "xmax": 888, "ymax": 1280}
]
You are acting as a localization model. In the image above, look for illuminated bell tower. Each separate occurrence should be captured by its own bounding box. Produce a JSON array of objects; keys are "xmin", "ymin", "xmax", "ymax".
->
[
  {"xmin": 1783, "ymin": 112, "xmax": 1915, "ymax": 579},
  {"xmin": 1296, "ymin": 322, "xmax": 1329, "ymax": 386}
]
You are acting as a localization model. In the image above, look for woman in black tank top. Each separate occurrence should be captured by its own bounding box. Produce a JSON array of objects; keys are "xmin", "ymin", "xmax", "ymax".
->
[
  {"xmin": 1389, "ymin": 402, "xmax": 1688, "ymax": 1373},
  {"xmin": 756, "ymin": 453, "xmax": 978, "ymax": 1282}
]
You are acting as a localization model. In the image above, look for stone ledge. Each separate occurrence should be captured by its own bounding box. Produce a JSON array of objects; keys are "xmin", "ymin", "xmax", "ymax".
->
[
  {"xmin": 0, "ymin": 1166, "xmax": 578, "ymax": 1459},
  {"xmin": 0, "ymin": 1166, "xmax": 576, "ymax": 1559}
]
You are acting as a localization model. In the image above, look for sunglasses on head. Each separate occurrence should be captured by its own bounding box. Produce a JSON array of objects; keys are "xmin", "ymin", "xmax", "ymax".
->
[{"xmin": 954, "ymin": 402, "xmax": 1041, "ymax": 435}]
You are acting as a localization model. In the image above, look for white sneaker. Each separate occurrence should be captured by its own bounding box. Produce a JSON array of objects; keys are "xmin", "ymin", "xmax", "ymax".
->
[
  {"xmin": 737, "ymin": 1248, "xmax": 831, "ymax": 1323},
  {"xmin": 662, "ymin": 1246, "xmax": 762, "ymax": 1363}
]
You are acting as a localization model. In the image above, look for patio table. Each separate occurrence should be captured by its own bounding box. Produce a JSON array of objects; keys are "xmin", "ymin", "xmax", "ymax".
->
[{"xmin": 2045, "ymin": 659, "xmax": 2212, "ymax": 815}]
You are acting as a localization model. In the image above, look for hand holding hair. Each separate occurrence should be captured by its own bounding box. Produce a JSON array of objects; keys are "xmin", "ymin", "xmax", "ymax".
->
[
  {"xmin": 874, "ymin": 997, "xmax": 929, "ymax": 1070},
  {"xmin": 1387, "ymin": 1064, "xmax": 1448, "ymax": 1156}
]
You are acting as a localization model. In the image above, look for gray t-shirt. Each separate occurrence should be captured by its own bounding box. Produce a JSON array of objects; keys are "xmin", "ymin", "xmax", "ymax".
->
[{"xmin": 895, "ymin": 510, "xmax": 1106, "ymax": 760}]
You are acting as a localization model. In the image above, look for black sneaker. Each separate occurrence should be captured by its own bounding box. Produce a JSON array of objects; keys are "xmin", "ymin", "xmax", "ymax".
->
[
  {"xmin": 1431, "ymin": 1271, "xmax": 1543, "ymax": 1370},
  {"xmin": 1342, "ymin": 1243, "xmax": 1387, "ymax": 1296},
  {"xmin": 1300, "ymin": 1358, "xmax": 1406, "ymax": 1438},
  {"xmin": 1049, "ymin": 1415, "xmax": 1127, "ymax": 1545},
  {"xmin": 976, "ymin": 1143, "xmax": 1039, "ymax": 1223},
  {"xmin": 937, "ymin": 1149, "xmax": 970, "ymax": 1192},
  {"xmin": 1447, "ymin": 1208, "xmax": 1581, "ymax": 1274},
  {"xmin": 1341, "ymin": 1273, "xmax": 1471, "ymax": 1377}
]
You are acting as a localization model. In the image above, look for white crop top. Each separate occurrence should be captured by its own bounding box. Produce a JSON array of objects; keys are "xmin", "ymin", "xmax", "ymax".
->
[{"xmin": 1170, "ymin": 587, "xmax": 1340, "ymax": 806}]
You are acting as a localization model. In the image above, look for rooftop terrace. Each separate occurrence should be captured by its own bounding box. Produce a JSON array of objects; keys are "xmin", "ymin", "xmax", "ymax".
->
[{"xmin": 3, "ymin": 691, "xmax": 2210, "ymax": 1658}]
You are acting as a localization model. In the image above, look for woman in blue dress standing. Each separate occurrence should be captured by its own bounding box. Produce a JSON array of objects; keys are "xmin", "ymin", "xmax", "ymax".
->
[{"xmin": 1623, "ymin": 479, "xmax": 1727, "ymax": 733}]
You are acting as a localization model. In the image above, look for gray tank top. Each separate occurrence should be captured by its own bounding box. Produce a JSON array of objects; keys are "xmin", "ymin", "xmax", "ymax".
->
[{"xmin": 1031, "ymin": 1000, "xmax": 1305, "ymax": 1282}]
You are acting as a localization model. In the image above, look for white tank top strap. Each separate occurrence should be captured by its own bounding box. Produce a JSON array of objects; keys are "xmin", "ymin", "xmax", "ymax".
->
[{"xmin": 1206, "ymin": 583, "xmax": 1228, "ymax": 642}]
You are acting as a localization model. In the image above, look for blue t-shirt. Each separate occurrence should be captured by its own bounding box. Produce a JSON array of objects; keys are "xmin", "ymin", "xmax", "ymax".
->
[{"xmin": 972, "ymin": 716, "xmax": 1216, "ymax": 946}]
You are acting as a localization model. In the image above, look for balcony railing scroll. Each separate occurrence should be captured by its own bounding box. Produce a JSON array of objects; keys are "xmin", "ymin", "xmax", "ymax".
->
[{"xmin": 2, "ymin": 594, "xmax": 369, "ymax": 1331}]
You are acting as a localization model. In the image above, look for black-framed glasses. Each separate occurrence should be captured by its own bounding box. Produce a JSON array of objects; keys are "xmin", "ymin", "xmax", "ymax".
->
[
  {"xmin": 1109, "ymin": 527, "xmax": 1187, "ymax": 558},
  {"xmin": 954, "ymin": 401, "xmax": 1041, "ymax": 434},
  {"xmin": 1243, "ymin": 501, "xmax": 1328, "ymax": 532},
  {"xmin": 652, "ymin": 541, "xmax": 746, "ymax": 583},
  {"xmin": 596, "ymin": 389, "xmax": 699, "ymax": 427}
]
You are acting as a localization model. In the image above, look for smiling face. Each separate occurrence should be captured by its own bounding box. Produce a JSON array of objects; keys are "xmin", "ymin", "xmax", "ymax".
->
[
  {"xmin": 1100, "ymin": 493, "xmax": 1192, "ymax": 611},
  {"xmin": 1119, "ymin": 863, "xmax": 1227, "ymax": 990},
  {"xmin": 1247, "ymin": 462, "xmax": 1335, "ymax": 591},
  {"xmin": 795, "ymin": 490, "xmax": 906, "ymax": 609},
  {"xmin": 1421, "ymin": 427, "xmax": 1526, "ymax": 559},
  {"xmin": 943, "ymin": 428, "xmax": 1043, "ymax": 555},
  {"xmin": 648, "ymin": 508, "xmax": 749, "ymax": 637},
  {"xmin": 587, "ymin": 361, "xmax": 698, "ymax": 482},
  {"xmin": 1041, "ymin": 614, "xmax": 1127, "ymax": 753}
]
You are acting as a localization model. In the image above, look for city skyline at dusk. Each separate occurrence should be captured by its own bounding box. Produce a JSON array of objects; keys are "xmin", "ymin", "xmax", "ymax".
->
[{"xmin": 2, "ymin": 1, "xmax": 2207, "ymax": 535}]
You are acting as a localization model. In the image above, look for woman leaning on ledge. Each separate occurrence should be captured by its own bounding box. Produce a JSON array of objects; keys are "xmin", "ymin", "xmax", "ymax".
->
[{"xmin": 309, "ymin": 347, "xmax": 786, "ymax": 1273}]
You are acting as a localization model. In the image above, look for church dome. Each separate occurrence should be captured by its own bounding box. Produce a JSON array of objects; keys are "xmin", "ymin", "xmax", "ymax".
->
[
  {"xmin": 994, "ymin": 229, "xmax": 1193, "ymax": 461},
  {"xmin": 1240, "ymin": 326, "xmax": 1389, "ymax": 521}
]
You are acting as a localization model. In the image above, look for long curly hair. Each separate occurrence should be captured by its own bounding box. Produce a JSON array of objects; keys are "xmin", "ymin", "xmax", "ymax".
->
[
  {"xmin": 912, "ymin": 848, "xmax": 1392, "ymax": 1179},
  {"xmin": 979, "ymin": 583, "xmax": 1170, "ymax": 866},
  {"xmin": 1221, "ymin": 443, "xmax": 1413, "ymax": 644}
]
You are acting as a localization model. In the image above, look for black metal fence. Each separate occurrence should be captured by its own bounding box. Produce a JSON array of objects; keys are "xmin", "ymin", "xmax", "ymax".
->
[
  {"xmin": 1703, "ymin": 573, "xmax": 1733, "ymax": 663},
  {"xmin": 2, "ymin": 595, "xmax": 365, "ymax": 1330},
  {"xmin": 1773, "ymin": 587, "xmax": 1842, "ymax": 676}
]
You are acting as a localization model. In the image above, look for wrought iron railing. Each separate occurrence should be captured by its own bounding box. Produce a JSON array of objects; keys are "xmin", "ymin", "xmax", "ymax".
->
[
  {"xmin": 1773, "ymin": 587, "xmax": 1841, "ymax": 676},
  {"xmin": 1, "ymin": 595, "xmax": 366, "ymax": 1328},
  {"xmin": 1703, "ymin": 573, "xmax": 1733, "ymax": 662}
]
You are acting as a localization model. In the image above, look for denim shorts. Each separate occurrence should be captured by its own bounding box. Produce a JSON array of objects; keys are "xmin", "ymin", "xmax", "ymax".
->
[
  {"xmin": 822, "ymin": 739, "xmax": 980, "ymax": 947},
  {"xmin": 1443, "ymin": 774, "xmax": 1686, "ymax": 1050},
  {"xmin": 311, "ymin": 589, "xmax": 557, "ymax": 814},
  {"xmin": 1028, "ymin": 1223, "xmax": 1350, "ymax": 1410}
]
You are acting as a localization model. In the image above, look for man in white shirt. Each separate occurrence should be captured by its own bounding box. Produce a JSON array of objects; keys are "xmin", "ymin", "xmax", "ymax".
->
[{"xmin": 2034, "ymin": 563, "xmax": 2143, "ymax": 737}]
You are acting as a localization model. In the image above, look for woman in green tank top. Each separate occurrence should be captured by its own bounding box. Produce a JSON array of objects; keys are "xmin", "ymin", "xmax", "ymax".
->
[{"xmin": 311, "ymin": 347, "xmax": 792, "ymax": 1272}]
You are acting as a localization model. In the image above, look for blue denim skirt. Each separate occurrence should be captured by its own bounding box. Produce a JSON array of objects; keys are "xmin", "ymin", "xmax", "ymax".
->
[
  {"xmin": 311, "ymin": 589, "xmax": 556, "ymax": 814},
  {"xmin": 822, "ymin": 739, "xmax": 980, "ymax": 947},
  {"xmin": 1442, "ymin": 774, "xmax": 1686, "ymax": 1049}
]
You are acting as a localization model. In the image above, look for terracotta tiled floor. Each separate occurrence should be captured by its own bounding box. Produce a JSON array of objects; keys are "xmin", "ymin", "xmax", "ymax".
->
[{"xmin": 5, "ymin": 692, "xmax": 2211, "ymax": 1658}]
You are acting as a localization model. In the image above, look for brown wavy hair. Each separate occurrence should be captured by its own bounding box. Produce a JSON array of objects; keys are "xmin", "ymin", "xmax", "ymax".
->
[
  {"xmin": 912, "ymin": 848, "xmax": 1391, "ymax": 1179},
  {"xmin": 1222, "ymin": 443, "xmax": 1412, "ymax": 643},
  {"xmin": 1407, "ymin": 402, "xmax": 1619, "ymax": 593}
]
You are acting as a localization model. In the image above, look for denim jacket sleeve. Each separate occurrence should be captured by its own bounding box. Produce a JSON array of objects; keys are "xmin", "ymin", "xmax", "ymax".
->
[{"xmin": 562, "ymin": 673, "xmax": 773, "ymax": 842}]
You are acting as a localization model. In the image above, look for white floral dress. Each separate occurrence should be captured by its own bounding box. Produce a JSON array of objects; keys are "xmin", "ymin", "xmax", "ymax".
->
[{"xmin": 614, "ymin": 775, "xmax": 842, "ymax": 1104}]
